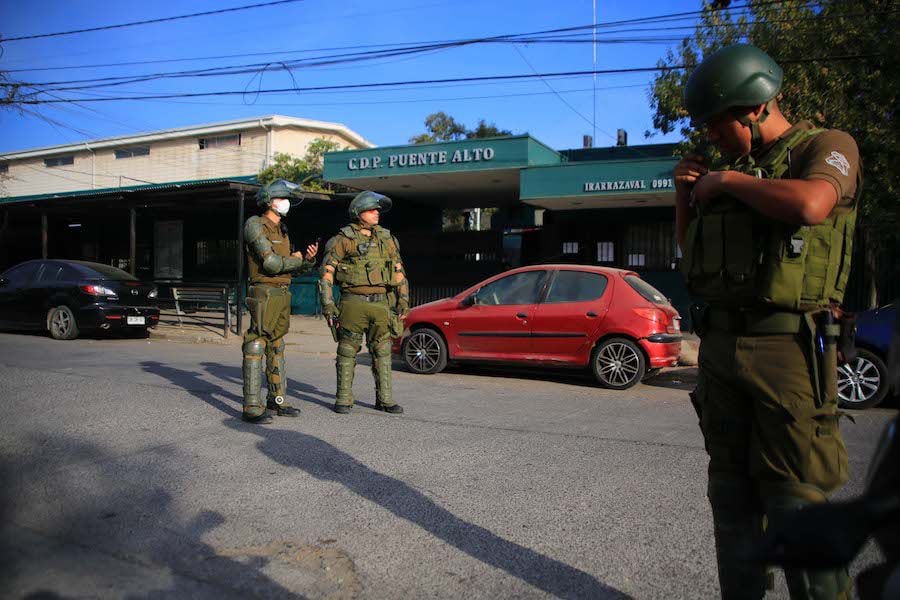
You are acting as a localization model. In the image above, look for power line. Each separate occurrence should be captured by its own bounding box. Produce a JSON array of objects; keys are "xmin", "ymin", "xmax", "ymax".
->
[
  {"xmin": 0, "ymin": 0, "xmax": 304, "ymax": 43},
  {"xmin": 12, "ymin": 2, "xmax": 885, "ymax": 97},
  {"xmin": 2, "ymin": 0, "xmax": 813, "ymax": 74},
  {"xmin": 10, "ymin": 54, "xmax": 885, "ymax": 106}
]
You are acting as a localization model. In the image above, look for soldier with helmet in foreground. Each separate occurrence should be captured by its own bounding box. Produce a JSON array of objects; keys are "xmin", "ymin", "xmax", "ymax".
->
[
  {"xmin": 242, "ymin": 179, "xmax": 319, "ymax": 424},
  {"xmin": 319, "ymin": 191, "xmax": 408, "ymax": 415},
  {"xmin": 675, "ymin": 44, "xmax": 861, "ymax": 599}
]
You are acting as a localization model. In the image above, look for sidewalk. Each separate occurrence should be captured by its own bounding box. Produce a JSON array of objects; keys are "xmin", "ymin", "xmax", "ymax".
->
[
  {"xmin": 149, "ymin": 309, "xmax": 700, "ymax": 365},
  {"xmin": 149, "ymin": 310, "xmax": 337, "ymax": 355}
]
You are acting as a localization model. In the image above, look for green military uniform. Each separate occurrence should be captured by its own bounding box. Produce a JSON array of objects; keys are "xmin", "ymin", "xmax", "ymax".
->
[
  {"xmin": 681, "ymin": 45, "xmax": 862, "ymax": 599},
  {"xmin": 319, "ymin": 191, "xmax": 409, "ymax": 414},
  {"xmin": 242, "ymin": 180, "xmax": 315, "ymax": 423}
]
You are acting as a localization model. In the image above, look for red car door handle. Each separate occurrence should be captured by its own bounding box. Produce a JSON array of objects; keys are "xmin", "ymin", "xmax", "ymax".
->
[
  {"xmin": 516, "ymin": 312, "xmax": 528, "ymax": 319},
  {"xmin": 586, "ymin": 311, "xmax": 598, "ymax": 317}
]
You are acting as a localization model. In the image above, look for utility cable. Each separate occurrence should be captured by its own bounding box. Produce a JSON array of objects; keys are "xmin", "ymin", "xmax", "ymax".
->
[
  {"xmin": 0, "ymin": 0, "xmax": 304, "ymax": 43},
  {"xmin": 10, "ymin": 54, "xmax": 886, "ymax": 105}
]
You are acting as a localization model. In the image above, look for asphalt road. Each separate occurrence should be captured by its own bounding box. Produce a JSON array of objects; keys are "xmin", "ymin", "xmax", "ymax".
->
[{"xmin": 0, "ymin": 332, "xmax": 894, "ymax": 599}]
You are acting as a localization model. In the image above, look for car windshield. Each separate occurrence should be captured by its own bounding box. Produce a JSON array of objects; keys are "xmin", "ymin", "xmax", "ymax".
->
[
  {"xmin": 624, "ymin": 275, "xmax": 670, "ymax": 305},
  {"xmin": 81, "ymin": 263, "xmax": 138, "ymax": 281}
]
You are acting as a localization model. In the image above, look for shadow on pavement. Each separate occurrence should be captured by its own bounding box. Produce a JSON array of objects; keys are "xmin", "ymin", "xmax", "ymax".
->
[
  {"xmin": 198, "ymin": 361, "xmax": 343, "ymax": 411},
  {"xmin": 642, "ymin": 367, "xmax": 698, "ymax": 392},
  {"xmin": 0, "ymin": 439, "xmax": 305, "ymax": 599},
  {"xmin": 143, "ymin": 362, "xmax": 629, "ymax": 599}
]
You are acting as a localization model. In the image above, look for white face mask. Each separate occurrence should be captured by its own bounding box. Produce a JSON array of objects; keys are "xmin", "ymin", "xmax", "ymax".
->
[{"xmin": 272, "ymin": 199, "xmax": 291, "ymax": 216}]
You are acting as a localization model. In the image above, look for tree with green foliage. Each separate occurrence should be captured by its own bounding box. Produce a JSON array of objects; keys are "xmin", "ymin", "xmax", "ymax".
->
[
  {"xmin": 410, "ymin": 112, "xmax": 513, "ymax": 144},
  {"xmin": 647, "ymin": 0, "xmax": 899, "ymax": 306},
  {"xmin": 257, "ymin": 138, "xmax": 345, "ymax": 191},
  {"xmin": 466, "ymin": 119, "xmax": 514, "ymax": 139}
]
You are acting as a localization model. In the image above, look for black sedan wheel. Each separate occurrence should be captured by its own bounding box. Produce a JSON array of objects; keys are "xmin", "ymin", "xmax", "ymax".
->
[
  {"xmin": 48, "ymin": 305, "xmax": 79, "ymax": 340},
  {"xmin": 592, "ymin": 337, "xmax": 646, "ymax": 390},
  {"xmin": 402, "ymin": 328, "xmax": 448, "ymax": 374},
  {"xmin": 837, "ymin": 348, "xmax": 888, "ymax": 409}
]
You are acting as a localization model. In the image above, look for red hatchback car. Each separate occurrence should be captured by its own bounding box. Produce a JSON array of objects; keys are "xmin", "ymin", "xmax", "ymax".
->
[{"xmin": 395, "ymin": 264, "xmax": 682, "ymax": 389}]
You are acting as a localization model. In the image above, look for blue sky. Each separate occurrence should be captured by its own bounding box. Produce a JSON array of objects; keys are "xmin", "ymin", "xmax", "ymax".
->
[{"xmin": 0, "ymin": 0, "xmax": 707, "ymax": 154}]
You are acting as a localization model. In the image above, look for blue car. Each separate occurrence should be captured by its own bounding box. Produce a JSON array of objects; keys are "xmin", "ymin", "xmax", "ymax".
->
[{"xmin": 837, "ymin": 301, "xmax": 897, "ymax": 409}]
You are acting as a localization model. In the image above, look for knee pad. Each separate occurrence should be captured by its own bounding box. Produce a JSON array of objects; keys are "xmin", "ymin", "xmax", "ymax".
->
[
  {"xmin": 243, "ymin": 339, "xmax": 265, "ymax": 357},
  {"xmin": 338, "ymin": 329, "xmax": 363, "ymax": 358}
]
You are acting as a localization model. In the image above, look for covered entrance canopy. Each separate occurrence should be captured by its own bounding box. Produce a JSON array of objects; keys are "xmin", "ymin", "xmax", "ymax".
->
[
  {"xmin": 520, "ymin": 156, "xmax": 678, "ymax": 210},
  {"xmin": 324, "ymin": 135, "xmax": 563, "ymax": 208}
]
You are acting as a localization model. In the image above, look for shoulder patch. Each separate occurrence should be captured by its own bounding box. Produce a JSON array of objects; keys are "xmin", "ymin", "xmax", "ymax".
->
[{"xmin": 825, "ymin": 151, "xmax": 851, "ymax": 177}]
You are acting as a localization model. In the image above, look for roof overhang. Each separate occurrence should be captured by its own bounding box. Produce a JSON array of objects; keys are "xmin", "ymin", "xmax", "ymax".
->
[
  {"xmin": 323, "ymin": 135, "xmax": 561, "ymax": 208},
  {"xmin": 520, "ymin": 157, "xmax": 678, "ymax": 210},
  {"xmin": 0, "ymin": 176, "xmax": 260, "ymax": 207},
  {"xmin": 0, "ymin": 115, "xmax": 373, "ymax": 160}
]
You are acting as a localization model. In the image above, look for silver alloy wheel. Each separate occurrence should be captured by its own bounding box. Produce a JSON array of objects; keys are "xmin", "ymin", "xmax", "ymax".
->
[
  {"xmin": 51, "ymin": 307, "xmax": 73, "ymax": 338},
  {"xmin": 596, "ymin": 341, "xmax": 642, "ymax": 387},
  {"xmin": 837, "ymin": 356, "xmax": 882, "ymax": 405},
  {"xmin": 405, "ymin": 330, "xmax": 442, "ymax": 372}
]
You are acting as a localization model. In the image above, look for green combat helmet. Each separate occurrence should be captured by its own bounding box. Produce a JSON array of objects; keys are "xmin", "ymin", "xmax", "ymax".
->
[
  {"xmin": 256, "ymin": 179, "xmax": 302, "ymax": 208},
  {"xmin": 348, "ymin": 190, "xmax": 392, "ymax": 220},
  {"xmin": 684, "ymin": 44, "xmax": 782, "ymax": 146}
]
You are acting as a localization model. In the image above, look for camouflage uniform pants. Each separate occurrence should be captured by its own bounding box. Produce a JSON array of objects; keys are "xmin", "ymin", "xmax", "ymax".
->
[
  {"xmin": 242, "ymin": 285, "xmax": 291, "ymax": 417},
  {"xmin": 334, "ymin": 294, "xmax": 395, "ymax": 407},
  {"xmin": 692, "ymin": 327, "xmax": 850, "ymax": 599}
]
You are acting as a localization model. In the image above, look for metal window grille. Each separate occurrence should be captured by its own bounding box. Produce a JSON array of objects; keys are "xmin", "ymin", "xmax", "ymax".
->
[
  {"xmin": 114, "ymin": 146, "xmax": 150, "ymax": 159},
  {"xmin": 597, "ymin": 241, "xmax": 615, "ymax": 262},
  {"xmin": 44, "ymin": 155, "xmax": 74, "ymax": 167},
  {"xmin": 198, "ymin": 134, "xmax": 241, "ymax": 150},
  {"xmin": 623, "ymin": 222, "xmax": 676, "ymax": 270}
]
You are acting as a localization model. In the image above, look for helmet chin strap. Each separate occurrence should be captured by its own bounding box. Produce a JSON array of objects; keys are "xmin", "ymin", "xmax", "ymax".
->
[{"xmin": 737, "ymin": 100, "xmax": 773, "ymax": 152}]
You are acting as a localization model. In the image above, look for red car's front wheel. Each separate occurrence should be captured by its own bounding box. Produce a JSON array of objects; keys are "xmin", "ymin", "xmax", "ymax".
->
[{"xmin": 402, "ymin": 328, "xmax": 448, "ymax": 374}]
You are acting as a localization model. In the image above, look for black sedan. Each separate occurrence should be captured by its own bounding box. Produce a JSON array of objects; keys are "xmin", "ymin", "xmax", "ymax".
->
[{"xmin": 0, "ymin": 259, "xmax": 159, "ymax": 340}]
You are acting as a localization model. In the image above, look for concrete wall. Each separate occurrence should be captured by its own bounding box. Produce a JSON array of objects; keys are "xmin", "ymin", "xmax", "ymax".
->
[{"xmin": 1, "ymin": 126, "xmax": 367, "ymax": 199}]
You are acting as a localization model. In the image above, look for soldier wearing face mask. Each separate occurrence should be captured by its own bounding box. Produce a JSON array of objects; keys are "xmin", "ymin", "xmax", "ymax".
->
[{"xmin": 241, "ymin": 179, "xmax": 319, "ymax": 424}]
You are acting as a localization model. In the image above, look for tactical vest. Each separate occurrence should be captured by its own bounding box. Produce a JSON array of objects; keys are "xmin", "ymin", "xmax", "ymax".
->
[
  {"xmin": 680, "ymin": 127, "xmax": 857, "ymax": 311},
  {"xmin": 333, "ymin": 225, "xmax": 397, "ymax": 288}
]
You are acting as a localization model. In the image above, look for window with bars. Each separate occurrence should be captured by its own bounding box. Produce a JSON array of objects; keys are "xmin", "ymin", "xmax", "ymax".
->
[
  {"xmin": 196, "ymin": 240, "xmax": 240, "ymax": 272},
  {"xmin": 562, "ymin": 242, "xmax": 579, "ymax": 255},
  {"xmin": 114, "ymin": 146, "xmax": 150, "ymax": 159},
  {"xmin": 622, "ymin": 222, "xmax": 676, "ymax": 270},
  {"xmin": 0, "ymin": 162, "xmax": 8, "ymax": 174},
  {"xmin": 596, "ymin": 241, "xmax": 614, "ymax": 263},
  {"xmin": 44, "ymin": 156, "xmax": 74, "ymax": 167},
  {"xmin": 198, "ymin": 134, "xmax": 241, "ymax": 150}
]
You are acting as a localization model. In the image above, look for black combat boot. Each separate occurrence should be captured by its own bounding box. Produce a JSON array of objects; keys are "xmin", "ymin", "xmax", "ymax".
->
[
  {"xmin": 242, "ymin": 412, "xmax": 273, "ymax": 424},
  {"xmin": 267, "ymin": 397, "xmax": 300, "ymax": 417},
  {"xmin": 375, "ymin": 401, "xmax": 404, "ymax": 414}
]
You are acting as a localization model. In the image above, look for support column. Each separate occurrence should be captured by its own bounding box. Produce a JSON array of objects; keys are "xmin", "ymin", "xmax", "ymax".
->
[
  {"xmin": 236, "ymin": 190, "xmax": 246, "ymax": 336},
  {"xmin": 41, "ymin": 212, "xmax": 48, "ymax": 259},
  {"xmin": 129, "ymin": 206, "xmax": 137, "ymax": 276}
]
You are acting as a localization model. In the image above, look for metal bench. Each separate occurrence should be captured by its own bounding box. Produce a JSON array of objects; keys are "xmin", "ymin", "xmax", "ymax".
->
[{"xmin": 171, "ymin": 286, "xmax": 233, "ymax": 338}]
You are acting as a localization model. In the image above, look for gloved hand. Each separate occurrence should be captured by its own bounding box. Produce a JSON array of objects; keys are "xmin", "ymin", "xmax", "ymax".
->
[
  {"xmin": 397, "ymin": 299, "xmax": 410, "ymax": 318},
  {"xmin": 323, "ymin": 303, "xmax": 338, "ymax": 320}
]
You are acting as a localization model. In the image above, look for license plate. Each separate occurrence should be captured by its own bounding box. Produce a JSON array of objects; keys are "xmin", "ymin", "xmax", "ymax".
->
[{"xmin": 127, "ymin": 316, "xmax": 145, "ymax": 325}]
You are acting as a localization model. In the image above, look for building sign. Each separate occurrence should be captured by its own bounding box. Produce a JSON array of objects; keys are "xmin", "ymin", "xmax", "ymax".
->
[
  {"xmin": 348, "ymin": 147, "xmax": 496, "ymax": 171},
  {"xmin": 582, "ymin": 177, "xmax": 673, "ymax": 193}
]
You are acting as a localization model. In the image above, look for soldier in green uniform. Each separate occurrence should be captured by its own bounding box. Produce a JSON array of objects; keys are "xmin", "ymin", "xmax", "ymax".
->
[
  {"xmin": 675, "ymin": 45, "xmax": 861, "ymax": 599},
  {"xmin": 319, "ymin": 191, "xmax": 409, "ymax": 415},
  {"xmin": 242, "ymin": 179, "xmax": 319, "ymax": 424}
]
